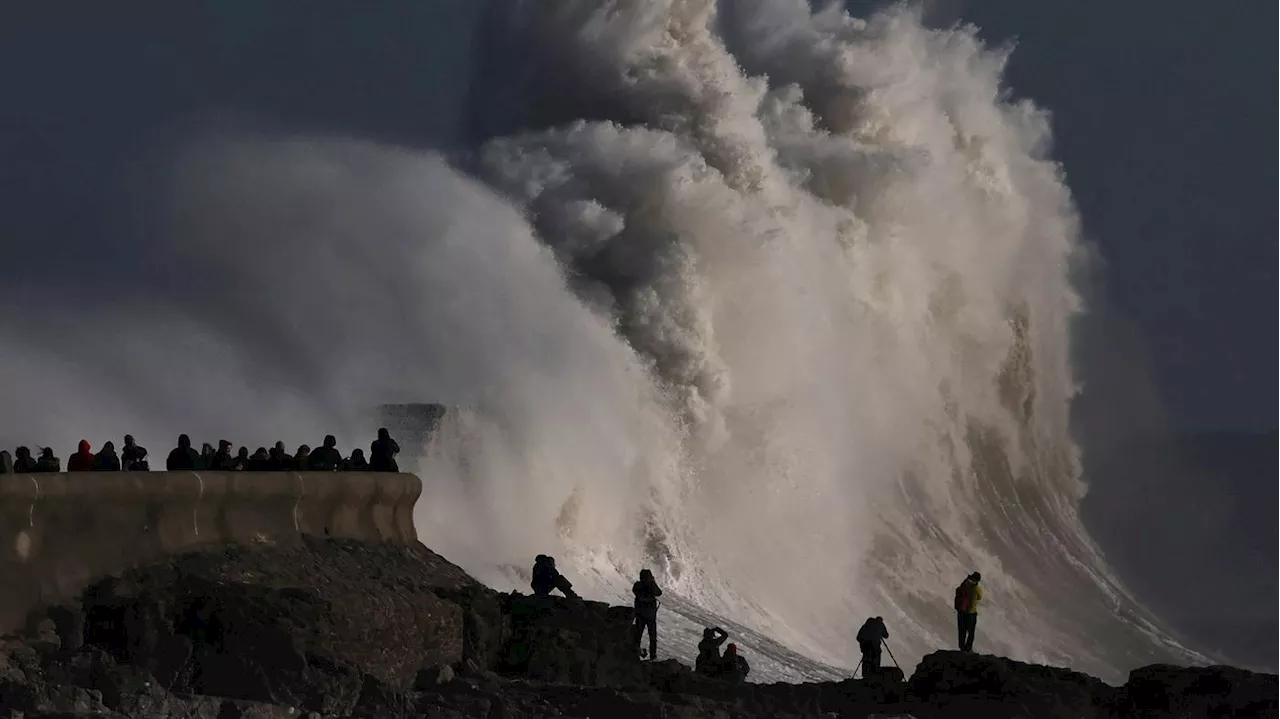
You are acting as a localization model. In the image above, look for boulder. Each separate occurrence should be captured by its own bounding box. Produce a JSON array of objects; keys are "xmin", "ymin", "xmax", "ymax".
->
[{"xmin": 1116, "ymin": 663, "xmax": 1278, "ymax": 718}]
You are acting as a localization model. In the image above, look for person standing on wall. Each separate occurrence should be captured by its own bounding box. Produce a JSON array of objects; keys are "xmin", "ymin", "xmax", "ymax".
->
[{"xmin": 954, "ymin": 571, "xmax": 984, "ymax": 652}]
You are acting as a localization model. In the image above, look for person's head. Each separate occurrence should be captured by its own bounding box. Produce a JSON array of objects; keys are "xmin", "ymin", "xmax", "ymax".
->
[
  {"xmin": 725, "ymin": 643, "xmax": 737, "ymax": 656},
  {"xmin": 218, "ymin": 440, "xmax": 232, "ymax": 452},
  {"xmin": 124, "ymin": 434, "xmax": 135, "ymax": 447},
  {"xmin": 16, "ymin": 446, "xmax": 30, "ymax": 459},
  {"xmin": 970, "ymin": 572, "xmax": 982, "ymax": 583},
  {"xmin": 351, "ymin": 448, "xmax": 365, "ymax": 459},
  {"xmin": 253, "ymin": 447, "xmax": 268, "ymax": 458},
  {"xmin": 377, "ymin": 427, "xmax": 390, "ymax": 441},
  {"xmin": 201, "ymin": 443, "xmax": 214, "ymax": 455},
  {"xmin": 297, "ymin": 445, "xmax": 310, "ymax": 456},
  {"xmin": 101, "ymin": 441, "xmax": 114, "ymax": 452},
  {"xmin": 703, "ymin": 628, "xmax": 716, "ymax": 640},
  {"xmin": 324, "ymin": 435, "xmax": 337, "ymax": 448},
  {"xmin": 78, "ymin": 439, "xmax": 90, "ymax": 453},
  {"xmin": 237, "ymin": 446, "xmax": 249, "ymax": 458},
  {"xmin": 274, "ymin": 441, "xmax": 286, "ymax": 452},
  {"xmin": 178, "ymin": 434, "xmax": 191, "ymax": 449},
  {"xmin": 40, "ymin": 447, "xmax": 53, "ymax": 459},
  {"xmin": 639, "ymin": 569, "xmax": 654, "ymax": 582}
]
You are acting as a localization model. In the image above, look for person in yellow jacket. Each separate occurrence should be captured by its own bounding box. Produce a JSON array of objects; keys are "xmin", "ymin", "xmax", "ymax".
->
[{"xmin": 954, "ymin": 572, "xmax": 984, "ymax": 651}]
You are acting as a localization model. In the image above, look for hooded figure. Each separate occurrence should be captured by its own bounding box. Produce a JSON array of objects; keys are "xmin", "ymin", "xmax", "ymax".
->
[
  {"xmin": 0, "ymin": 451, "xmax": 12, "ymax": 474},
  {"xmin": 954, "ymin": 572, "xmax": 984, "ymax": 652},
  {"xmin": 199, "ymin": 443, "xmax": 216, "ymax": 470},
  {"xmin": 855, "ymin": 616, "xmax": 889, "ymax": 675},
  {"xmin": 35, "ymin": 448, "xmax": 60, "ymax": 472},
  {"xmin": 67, "ymin": 440, "xmax": 95, "ymax": 472},
  {"xmin": 248, "ymin": 447, "xmax": 272, "ymax": 471},
  {"xmin": 122, "ymin": 435, "xmax": 149, "ymax": 471},
  {"xmin": 721, "ymin": 643, "xmax": 750, "ymax": 682},
  {"xmin": 92, "ymin": 441, "xmax": 121, "ymax": 471},
  {"xmin": 370, "ymin": 428, "xmax": 400, "ymax": 472},
  {"xmin": 166, "ymin": 434, "xmax": 200, "ymax": 471},
  {"xmin": 632, "ymin": 569, "xmax": 663, "ymax": 660},
  {"xmin": 232, "ymin": 447, "xmax": 250, "ymax": 470},
  {"xmin": 309, "ymin": 435, "xmax": 342, "ymax": 471},
  {"xmin": 696, "ymin": 627, "xmax": 729, "ymax": 674},
  {"xmin": 343, "ymin": 448, "xmax": 369, "ymax": 471},
  {"xmin": 530, "ymin": 555, "xmax": 578, "ymax": 599},
  {"xmin": 13, "ymin": 446, "xmax": 38, "ymax": 473},
  {"xmin": 293, "ymin": 445, "xmax": 311, "ymax": 471}
]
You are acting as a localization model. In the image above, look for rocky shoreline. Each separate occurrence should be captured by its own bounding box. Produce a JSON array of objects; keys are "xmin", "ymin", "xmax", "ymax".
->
[{"xmin": 1, "ymin": 537, "xmax": 1274, "ymax": 718}]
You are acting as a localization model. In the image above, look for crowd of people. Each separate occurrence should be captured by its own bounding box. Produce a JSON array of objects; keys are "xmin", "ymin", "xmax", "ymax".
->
[
  {"xmin": 0, "ymin": 429, "xmax": 403, "ymax": 475},
  {"xmin": 530, "ymin": 554, "xmax": 987, "ymax": 681}
]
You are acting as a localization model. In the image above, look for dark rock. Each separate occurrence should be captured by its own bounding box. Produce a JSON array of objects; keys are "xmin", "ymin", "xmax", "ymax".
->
[
  {"xmin": 909, "ymin": 650, "xmax": 1113, "ymax": 718},
  {"xmin": 1116, "ymin": 663, "xmax": 1278, "ymax": 718},
  {"xmin": 415, "ymin": 662, "xmax": 456, "ymax": 688}
]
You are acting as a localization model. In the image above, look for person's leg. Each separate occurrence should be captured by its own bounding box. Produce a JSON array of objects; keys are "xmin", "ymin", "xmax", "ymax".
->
[
  {"xmin": 646, "ymin": 616, "xmax": 658, "ymax": 659},
  {"xmin": 967, "ymin": 613, "xmax": 978, "ymax": 652},
  {"xmin": 867, "ymin": 648, "xmax": 881, "ymax": 673},
  {"xmin": 956, "ymin": 611, "xmax": 966, "ymax": 650}
]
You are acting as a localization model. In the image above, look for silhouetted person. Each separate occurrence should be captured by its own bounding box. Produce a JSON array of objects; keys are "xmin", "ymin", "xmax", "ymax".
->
[
  {"xmin": 232, "ymin": 447, "xmax": 250, "ymax": 470},
  {"xmin": 530, "ymin": 555, "xmax": 578, "ymax": 599},
  {"xmin": 199, "ymin": 443, "xmax": 216, "ymax": 470},
  {"xmin": 268, "ymin": 442, "xmax": 292, "ymax": 471},
  {"xmin": 91, "ymin": 441, "xmax": 121, "ymax": 471},
  {"xmin": 67, "ymin": 440, "xmax": 94, "ymax": 472},
  {"xmin": 167, "ymin": 435, "xmax": 200, "ymax": 471},
  {"xmin": 0, "ymin": 450, "xmax": 11, "ymax": 474},
  {"xmin": 34, "ymin": 448, "xmax": 60, "ymax": 473},
  {"xmin": 696, "ymin": 627, "xmax": 729, "ymax": 674},
  {"xmin": 309, "ymin": 435, "xmax": 342, "ymax": 470},
  {"xmin": 206, "ymin": 440, "xmax": 233, "ymax": 470},
  {"xmin": 343, "ymin": 448, "xmax": 369, "ymax": 471},
  {"xmin": 954, "ymin": 572, "xmax": 983, "ymax": 652},
  {"xmin": 720, "ymin": 643, "xmax": 750, "ymax": 682},
  {"xmin": 121, "ymin": 435, "xmax": 149, "ymax": 471},
  {"xmin": 13, "ymin": 447, "xmax": 38, "ymax": 473},
  {"xmin": 856, "ymin": 616, "xmax": 889, "ymax": 675},
  {"xmin": 369, "ymin": 428, "xmax": 400, "ymax": 472},
  {"xmin": 293, "ymin": 445, "xmax": 311, "ymax": 471},
  {"xmin": 248, "ymin": 447, "xmax": 271, "ymax": 471},
  {"xmin": 632, "ymin": 569, "xmax": 662, "ymax": 660}
]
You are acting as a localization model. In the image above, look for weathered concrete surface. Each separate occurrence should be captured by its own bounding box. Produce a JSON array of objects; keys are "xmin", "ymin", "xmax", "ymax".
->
[{"xmin": 0, "ymin": 472, "xmax": 420, "ymax": 636}]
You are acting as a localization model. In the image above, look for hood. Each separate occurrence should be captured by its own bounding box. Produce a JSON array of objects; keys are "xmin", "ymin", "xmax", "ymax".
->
[{"xmin": 78, "ymin": 440, "xmax": 91, "ymax": 453}]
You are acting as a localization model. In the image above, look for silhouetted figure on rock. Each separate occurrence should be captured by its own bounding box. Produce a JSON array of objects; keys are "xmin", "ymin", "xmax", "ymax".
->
[
  {"xmin": 13, "ymin": 447, "xmax": 38, "ymax": 473},
  {"xmin": 121, "ymin": 435, "xmax": 149, "ymax": 471},
  {"xmin": 696, "ymin": 627, "xmax": 729, "ymax": 675},
  {"xmin": 268, "ymin": 442, "xmax": 292, "ymax": 471},
  {"xmin": 166, "ymin": 435, "xmax": 200, "ymax": 471},
  {"xmin": 309, "ymin": 435, "xmax": 342, "ymax": 470},
  {"xmin": 632, "ymin": 568, "xmax": 662, "ymax": 660},
  {"xmin": 67, "ymin": 440, "xmax": 94, "ymax": 472},
  {"xmin": 343, "ymin": 448, "xmax": 369, "ymax": 471},
  {"xmin": 370, "ymin": 428, "xmax": 400, "ymax": 472},
  {"xmin": 955, "ymin": 571, "xmax": 983, "ymax": 652},
  {"xmin": 248, "ymin": 447, "xmax": 271, "ymax": 471},
  {"xmin": 856, "ymin": 616, "xmax": 889, "ymax": 675},
  {"xmin": 212, "ymin": 441, "xmax": 236, "ymax": 470},
  {"xmin": 232, "ymin": 447, "xmax": 250, "ymax": 470},
  {"xmin": 91, "ymin": 441, "xmax": 120, "ymax": 471},
  {"xmin": 293, "ymin": 445, "xmax": 311, "ymax": 471},
  {"xmin": 35, "ymin": 448, "xmax": 60, "ymax": 472},
  {"xmin": 720, "ymin": 643, "xmax": 750, "ymax": 683},
  {"xmin": 530, "ymin": 555, "xmax": 578, "ymax": 599}
]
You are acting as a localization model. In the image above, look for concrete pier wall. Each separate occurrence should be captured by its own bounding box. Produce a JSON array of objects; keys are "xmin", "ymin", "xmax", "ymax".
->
[{"xmin": 0, "ymin": 471, "xmax": 421, "ymax": 635}]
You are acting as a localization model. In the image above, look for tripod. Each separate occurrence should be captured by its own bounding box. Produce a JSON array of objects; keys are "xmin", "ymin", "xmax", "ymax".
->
[{"xmin": 854, "ymin": 639, "xmax": 900, "ymax": 679}]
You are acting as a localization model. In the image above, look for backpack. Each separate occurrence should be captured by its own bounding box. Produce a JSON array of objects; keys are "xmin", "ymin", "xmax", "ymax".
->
[{"xmin": 954, "ymin": 581, "xmax": 975, "ymax": 612}]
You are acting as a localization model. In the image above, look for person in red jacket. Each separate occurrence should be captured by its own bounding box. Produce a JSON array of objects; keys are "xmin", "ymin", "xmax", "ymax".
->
[{"xmin": 67, "ymin": 440, "xmax": 95, "ymax": 471}]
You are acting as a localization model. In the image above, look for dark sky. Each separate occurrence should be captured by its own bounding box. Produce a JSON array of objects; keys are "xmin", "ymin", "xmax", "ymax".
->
[{"xmin": 0, "ymin": 0, "xmax": 1272, "ymax": 434}]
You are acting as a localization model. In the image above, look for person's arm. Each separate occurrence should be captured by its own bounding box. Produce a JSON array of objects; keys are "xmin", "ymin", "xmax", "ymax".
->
[{"xmin": 714, "ymin": 628, "xmax": 728, "ymax": 645}]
